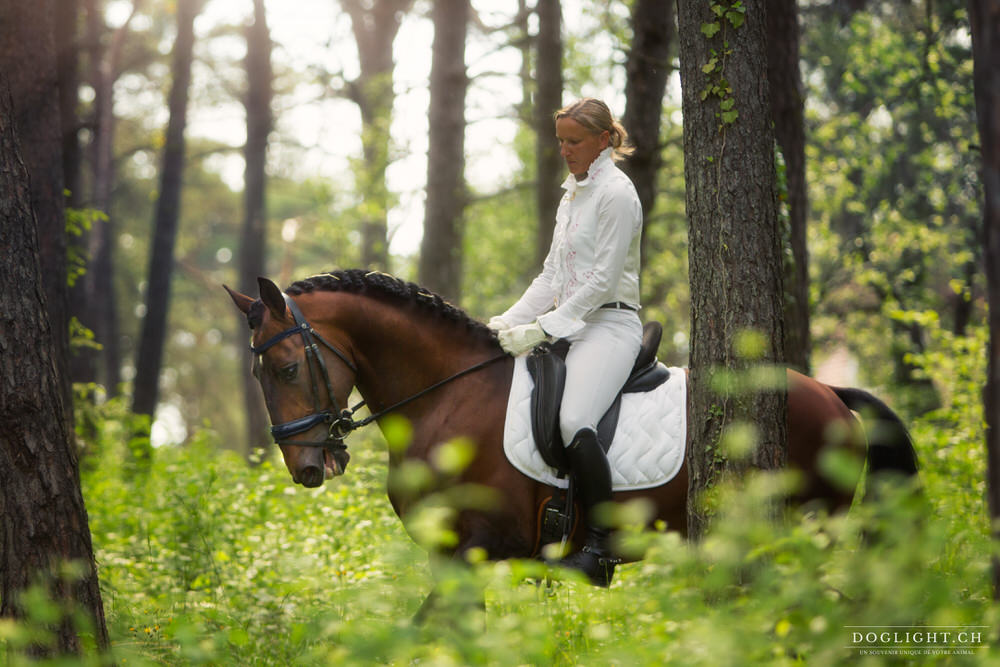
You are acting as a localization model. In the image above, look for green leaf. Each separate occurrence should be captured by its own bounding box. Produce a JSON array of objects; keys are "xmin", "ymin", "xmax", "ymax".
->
[
  {"xmin": 726, "ymin": 10, "xmax": 745, "ymax": 28},
  {"xmin": 720, "ymin": 97, "xmax": 735, "ymax": 111},
  {"xmin": 721, "ymin": 109, "xmax": 739, "ymax": 124},
  {"xmin": 701, "ymin": 21, "xmax": 721, "ymax": 38},
  {"xmin": 702, "ymin": 57, "xmax": 718, "ymax": 74}
]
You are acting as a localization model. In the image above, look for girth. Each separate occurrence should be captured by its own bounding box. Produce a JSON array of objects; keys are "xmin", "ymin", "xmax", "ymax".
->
[{"xmin": 525, "ymin": 321, "xmax": 670, "ymax": 476}]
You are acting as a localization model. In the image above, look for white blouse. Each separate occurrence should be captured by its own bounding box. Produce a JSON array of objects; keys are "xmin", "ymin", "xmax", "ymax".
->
[{"xmin": 502, "ymin": 147, "xmax": 642, "ymax": 338}]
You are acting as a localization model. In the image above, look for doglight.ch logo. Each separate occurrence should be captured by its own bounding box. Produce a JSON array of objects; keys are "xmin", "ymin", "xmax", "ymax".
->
[{"xmin": 847, "ymin": 626, "xmax": 988, "ymax": 657}]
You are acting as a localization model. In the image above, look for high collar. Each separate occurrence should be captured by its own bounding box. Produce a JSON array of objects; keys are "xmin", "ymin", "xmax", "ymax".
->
[{"xmin": 561, "ymin": 147, "xmax": 615, "ymax": 195}]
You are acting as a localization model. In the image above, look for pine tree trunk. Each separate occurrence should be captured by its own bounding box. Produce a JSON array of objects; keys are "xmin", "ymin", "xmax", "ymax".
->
[
  {"xmin": 968, "ymin": 0, "xmax": 1000, "ymax": 598},
  {"xmin": 418, "ymin": 0, "xmax": 469, "ymax": 302},
  {"xmin": 622, "ymin": 0, "xmax": 672, "ymax": 267},
  {"xmin": 678, "ymin": 0, "xmax": 788, "ymax": 540},
  {"xmin": 0, "ymin": 76, "xmax": 110, "ymax": 657},
  {"xmin": 71, "ymin": 0, "xmax": 133, "ymax": 395},
  {"xmin": 133, "ymin": 0, "xmax": 200, "ymax": 418},
  {"xmin": 767, "ymin": 0, "xmax": 811, "ymax": 373},
  {"xmin": 0, "ymin": 0, "xmax": 73, "ymax": 427},
  {"xmin": 238, "ymin": 0, "xmax": 274, "ymax": 460},
  {"xmin": 533, "ymin": 0, "xmax": 563, "ymax": 269},
  {"xmin": 342, "ymin": 0, "xmax": 414, "ymax": 271},
  {"xmin": 57, "ymin": 0, "xmax": 82, "ymax": 207}
]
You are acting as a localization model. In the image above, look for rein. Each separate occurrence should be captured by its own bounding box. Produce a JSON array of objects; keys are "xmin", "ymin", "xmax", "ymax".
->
[{"xmin": 251, "ymin": 293, "xmax": 507, "ymax": 453}]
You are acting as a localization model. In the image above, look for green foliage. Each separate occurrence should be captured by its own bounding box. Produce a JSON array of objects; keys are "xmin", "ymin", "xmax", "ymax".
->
[
  {"xmin": 7, "ymin": 335, "xmax": 995, "ymax": 665},
  {"xmin": 65, "ymin": 206, "xmax": 105, "ymax": 289},
  {"xmin": 802, "ymin": 2, "xmax": 980, "ymax": 410}
]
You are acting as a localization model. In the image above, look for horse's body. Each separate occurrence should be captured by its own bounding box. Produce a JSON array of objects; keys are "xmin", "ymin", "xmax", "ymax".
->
[{"xmin": 227, "ymin": 270, "xmax": 918, "ymax": 564}]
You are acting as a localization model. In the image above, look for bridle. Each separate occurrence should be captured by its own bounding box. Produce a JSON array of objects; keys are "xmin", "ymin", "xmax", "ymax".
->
[
  {"xmin": 249, "ymin": 293, "xmax": 507, "ymax": 456},
  {"xmin": 250, "ymin": 294, "xmax": 358, "ymax": 453}
]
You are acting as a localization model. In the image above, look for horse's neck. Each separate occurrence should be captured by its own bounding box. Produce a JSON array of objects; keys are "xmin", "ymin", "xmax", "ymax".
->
[{"xmin": 334, "ymin": 294, "xmax": 499, "ymax": 420}]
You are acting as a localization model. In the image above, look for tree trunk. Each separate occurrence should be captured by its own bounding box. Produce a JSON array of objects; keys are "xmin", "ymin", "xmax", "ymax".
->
[
  {"xmin": 533, "ymin": 0, "xmax": 563, "ymax": 270},
  {"xmin": 622, "ymin": 0, "xmax": 672, "ymax": 268},
  {"xmin": 418, "ymin": 0, "xmax": 469, "ymax": 302},
  {"xmin": 969, "ymin": 0, "xmax": 1000, "ymax": 598},
  {"xmin": 133, "ymin": 0, "xmax": 200, "ymax": 418},
  {"xmin": 0, "ymin": 76, "xmax": 110, "ymax": 657},
  {"xmin": 57, "ymin": 0, "xmax": 82, "ymax": 208},
  {"xmin": 767, "ymin": 0, "xmax": 811, "ymax": 374},
  {"xmin": 0, "ymin": 0, "xmax": 73, "ymax": 428},
  {"xmin": 71, "ymin": 0, "xmax": 136, "ymax": 396},
  {"xmin": 516, "ymin": 0, "xmax": 532, "ymax": 125},
  {"xmin": 238, "ymin": 0, "xmax": 274, "ymax": 460},
  {"xmin": 342, "ymin": 0, "xmax": 414, "ymax": 271},
  {"xmin": 678, "ymin": 0, "xmax": 788, "ymax": 540}
]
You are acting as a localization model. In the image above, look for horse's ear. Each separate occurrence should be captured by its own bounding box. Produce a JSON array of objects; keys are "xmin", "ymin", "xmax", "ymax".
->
[
  {"xmin": 257, "ymin": 277, "xmax": 288, "ymax": 321},
  {"xmin": 223, "ymin": 284, "xmax": 255, "ymax": 315}
]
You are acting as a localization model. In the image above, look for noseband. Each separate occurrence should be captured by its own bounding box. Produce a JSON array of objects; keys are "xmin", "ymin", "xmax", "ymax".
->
[{"xmin": 250, "ymin": 293, "xmax": 507, "ymax": 456}]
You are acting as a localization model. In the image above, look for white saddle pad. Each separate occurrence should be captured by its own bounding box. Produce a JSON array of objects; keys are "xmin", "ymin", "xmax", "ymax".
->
[{"xmin": 503, "ymin": 357, "xmax": 687, "ymax": 491}]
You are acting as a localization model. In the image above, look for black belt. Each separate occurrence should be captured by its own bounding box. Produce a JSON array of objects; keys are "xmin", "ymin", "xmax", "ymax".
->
[{"xmin": 600, "ymin": 301, "xmax": 637, "ymax": 311}]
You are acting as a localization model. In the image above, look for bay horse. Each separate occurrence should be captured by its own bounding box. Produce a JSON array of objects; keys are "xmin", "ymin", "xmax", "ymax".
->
[{"xmin": 225, "ymin": 269, "xmax": 918, "ymax": 575}]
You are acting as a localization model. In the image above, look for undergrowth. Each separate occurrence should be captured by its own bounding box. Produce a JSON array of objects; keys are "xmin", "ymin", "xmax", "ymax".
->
[{"xmin": 2, "ymin": 328, "xmax": 998, "ymax": 665}]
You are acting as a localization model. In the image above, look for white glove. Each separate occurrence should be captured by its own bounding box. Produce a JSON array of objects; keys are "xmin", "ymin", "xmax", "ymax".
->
[
  {"xmin": 487, "ymin": 315, "xmax": 512, "ymax": 332},
  {"xmin": 498, "ymin": 321, "xmax": 549, "ymax": 356}
]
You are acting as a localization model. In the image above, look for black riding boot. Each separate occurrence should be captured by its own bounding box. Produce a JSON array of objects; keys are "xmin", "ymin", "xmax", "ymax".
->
[{"xmin": 560, "ymin": 428, "xmax": 619, "ymax": 587}]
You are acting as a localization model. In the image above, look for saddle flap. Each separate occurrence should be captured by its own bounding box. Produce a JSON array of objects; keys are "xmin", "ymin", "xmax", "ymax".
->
[
  {"xmin": 526, "ymin": 323, "xmax": 669, "ymax": 470},
  {"xmin": 526, "ymin": 343, "xmax": 570, "ymax": 472}
]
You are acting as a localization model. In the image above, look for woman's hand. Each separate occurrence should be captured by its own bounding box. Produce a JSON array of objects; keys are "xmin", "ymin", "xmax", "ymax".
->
[
  {"xmin": 498, "ymin": 321, "xmax": 549, "ymax": 356},
  {"xmin": 487, "ymin": 315, "xmax": 511, "ymax": 332}
]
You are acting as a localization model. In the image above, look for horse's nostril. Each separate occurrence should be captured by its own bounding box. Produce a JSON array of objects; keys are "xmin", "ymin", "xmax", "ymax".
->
[{"xmin": 299, "ymin": 465, "xmax": 324, "ymax": 488}]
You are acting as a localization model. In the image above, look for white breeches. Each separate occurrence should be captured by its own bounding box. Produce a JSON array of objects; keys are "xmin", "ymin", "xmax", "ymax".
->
[{"xmin": 559, "ymin": 309, "xmax": 643, "ymax": 446}]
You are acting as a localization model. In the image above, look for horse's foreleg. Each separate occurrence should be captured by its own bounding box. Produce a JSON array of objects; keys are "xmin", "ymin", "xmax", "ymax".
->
[{"xmin": 412, "ymin": 588, "xmax": 439, "ymax": 626}]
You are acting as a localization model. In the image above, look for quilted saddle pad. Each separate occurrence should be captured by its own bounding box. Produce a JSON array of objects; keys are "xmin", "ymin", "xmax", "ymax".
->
[{"xmin": 502, "ymin": 356, "xmax": 687, "ymax": 491}]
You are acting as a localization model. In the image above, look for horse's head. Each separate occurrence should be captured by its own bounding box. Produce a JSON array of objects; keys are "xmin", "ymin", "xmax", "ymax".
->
[{"xmin": 225, "ymin": 277, "xmax": 353, "ymax": 487}]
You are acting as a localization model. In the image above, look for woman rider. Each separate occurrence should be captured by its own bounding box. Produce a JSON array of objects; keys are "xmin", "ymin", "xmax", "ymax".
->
[{"xmin": 489, "ymin": 97, "xmax": 643, "ymax": 586}]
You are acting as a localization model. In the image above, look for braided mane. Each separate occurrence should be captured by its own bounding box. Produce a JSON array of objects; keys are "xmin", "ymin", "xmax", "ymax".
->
[{"xmin": 285, "ymin": 269, "xmax": 496, "ymax": 343}]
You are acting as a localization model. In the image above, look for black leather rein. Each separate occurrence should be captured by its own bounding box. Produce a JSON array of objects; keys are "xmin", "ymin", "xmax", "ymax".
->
[{"xmin": 250, "ymin": 293, "xmax": 507, "ymax": 454}]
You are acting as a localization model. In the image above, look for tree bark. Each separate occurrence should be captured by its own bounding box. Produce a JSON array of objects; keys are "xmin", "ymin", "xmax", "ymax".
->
[
  {"xmin": 533, "ymin": 0, "xmax": 563, "ymax": 270},
  {"xmin": 622, "ymin": 0, "xmax": 672, "ymax": 268},
  {"xmin": 342, "ymin": 0, "xmax": 414, "ymax": 270},
  {"xmin": 238, "ymin": 0, "xmax": 274, "ymax": 460},
  {"xmin": 968, "ymin": 0, "xmax": 1000, "ymax": 598},
  {"xmin": 0, "ymin": 76, "xmax": 110, "ymax": 657},
  {"xmin": 133, "ymin": 0, "xmax": 200, "ymax": 418},
  {"xmin": 767, "ymin": 0, "xmax": 811, "ymax": 373},
  {"xmin": 678, "ymin": 0, "xmax": 787, "ymax": 540},
  {"xmin": 0, "ymin": 0, "xmax": 73, "ymax": 427},
  {"xmin": 418, "ymin": 0, "xmax": 469, "ymax": 302}
]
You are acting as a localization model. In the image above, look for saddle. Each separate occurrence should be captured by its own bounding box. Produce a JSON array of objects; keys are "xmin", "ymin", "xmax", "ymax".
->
[{"xmin": 525, "ymin": 321, "xmax": 670, "ymax": 478}]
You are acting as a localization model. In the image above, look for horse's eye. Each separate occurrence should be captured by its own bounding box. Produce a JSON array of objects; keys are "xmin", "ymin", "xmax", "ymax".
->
[{"xmin": 279, "ymin": 363, "xmax": 298, "ymax": 382}]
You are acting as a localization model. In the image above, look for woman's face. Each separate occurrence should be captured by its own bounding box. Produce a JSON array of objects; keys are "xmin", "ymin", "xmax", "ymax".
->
[{"xmin": 556, "ymin": 117, "xmax": 609, "ymax": 179}]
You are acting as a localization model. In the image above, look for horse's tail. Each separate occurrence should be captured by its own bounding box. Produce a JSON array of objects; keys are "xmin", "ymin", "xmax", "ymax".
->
[{"xmin": 831, "ymin": 387, "xmax": 919, "ymax": 478}]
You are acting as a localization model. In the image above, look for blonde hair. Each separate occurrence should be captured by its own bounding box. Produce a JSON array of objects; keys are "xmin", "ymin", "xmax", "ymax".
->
[{"xmin": 554, "ymin": 98, "xmax": 634, "ymax": 162}]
